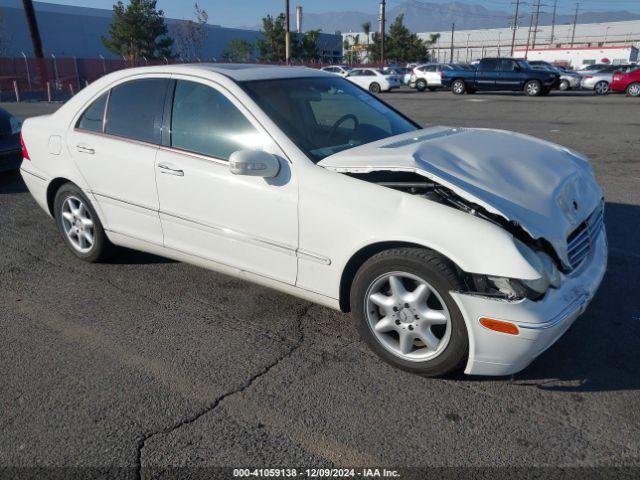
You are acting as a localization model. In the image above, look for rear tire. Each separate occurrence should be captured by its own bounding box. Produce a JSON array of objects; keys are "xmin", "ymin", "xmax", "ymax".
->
[
  {"xmin": 451, "ymin": 79, "xmax": 466, "ymax": 95},
  {"xmin": 415, "ymin": 79, "xmax": 427, "ymax": 92},
  {"xmin": 350, "ymin": 248, "xmax": 469, "ymax": 377},
  {"xmin": 524, "ymin": 80, "xmax": 542, "ymax": 96},
  {"xmin": 369, "ymin": 82, "xmax": 381, "ymax": 94},
  {"xmin": 594, "ymin": 81, "xmax": 609, "ymax": 95},
  {"xmin": 53, "ymin": 183, "xmax": 113, "ymax": 263},
  {"xmin": 626, "ymin": 82, "xmax": 640, "ymax": 97}
]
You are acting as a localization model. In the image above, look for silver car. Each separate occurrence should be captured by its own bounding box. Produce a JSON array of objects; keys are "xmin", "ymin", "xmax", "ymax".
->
[
  {"xmin": 580, "ymin": 65, "xmax": 633, "ymax": 95},
  {"xmin": 530, "ymin": 62, "xmax": 581, "ymax": 91}
]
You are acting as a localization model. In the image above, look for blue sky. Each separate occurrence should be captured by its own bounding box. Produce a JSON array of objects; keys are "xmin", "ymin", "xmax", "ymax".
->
[{"xmin": 43, "ymin": 0, "xmax": 640, "ymax": 27}]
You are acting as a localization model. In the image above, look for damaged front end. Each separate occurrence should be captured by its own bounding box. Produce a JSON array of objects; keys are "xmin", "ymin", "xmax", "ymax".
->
[{"xmin": 344, "ymin": 170, "xmax": 564, "ymax": 302}]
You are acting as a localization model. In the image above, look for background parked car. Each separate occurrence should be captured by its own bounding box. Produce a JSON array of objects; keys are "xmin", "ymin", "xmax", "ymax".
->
[
  {"xmin": 346, "ymin": 68, "xmax": 401, "ymax": 93},
  {"xmin": 0, "ymin": 107, "xmax": 22, "ymax": 172},
  {"xmin": 580, "ymin": 65, "xmax": 633, "ymax": 95},
  {"xmin": 442, "ymin": 58, "xmax": 559, "ymax": 96},
  {"xmin": 320, "ymin": 65, "xmax": 352, "ymax": 77},
  {"xmin": 383, "ymin": 66, "xmax": 412, "ymax": 85},
  {"xmin": 529, "ymin": 61, "xmax": 581, "ymax": 91},
  {"xmin": 409, "ymin": 63, "xmax": 456, "ymax": 91},
  {"xmin": 610, "ymin": 67, "xmax": 640, "ymax": 97}
]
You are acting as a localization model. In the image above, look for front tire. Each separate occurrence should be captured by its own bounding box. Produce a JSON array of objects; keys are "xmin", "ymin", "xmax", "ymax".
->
[
  {"xmin": 451, "ymin": 79, "xmax": 466, "ymax": 95},
  {"xmin": 594, "ymin": 81, "xmax": 609, "ymax": 95},
  {"xmin": 54, "ymin": 183, "xmax": 112, "ymax": 262},
  {"xmin": 626, "ymin": 82, "xmax": 640, "ymax": 97},
  {"xmin": 369, "ymin": 82, "xmax": 381, "ymax": 94},
  {"xmin": 559, "ymin": 79, "xmax": 570, "ymax": 91},
  {"xmin": 415, "ymin": 79, "xmax": 427, "ymax": 92},
  {"xmin": 524, "ymin": 80, "xmax": 542, "ymax": 96},
  {"xmin": 350, "ymin": 248, "xmax": 468, "ymax": 377}
]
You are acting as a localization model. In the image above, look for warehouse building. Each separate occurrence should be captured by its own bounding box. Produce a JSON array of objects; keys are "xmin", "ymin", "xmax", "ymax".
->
[{"xmin": 0, "ymin": 0, "xmax": 343, "ymax": 61}]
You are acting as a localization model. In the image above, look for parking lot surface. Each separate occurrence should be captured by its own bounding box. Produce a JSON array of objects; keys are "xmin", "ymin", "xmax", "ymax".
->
[{"xmin": 1, "ymin": 90, "xmax": 639, "ymax": 475}]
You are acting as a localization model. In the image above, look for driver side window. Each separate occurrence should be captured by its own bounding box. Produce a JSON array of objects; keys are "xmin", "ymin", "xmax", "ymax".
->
[{"xmin": 170, "ymin": 80, "xmax": 264, "ymax": 161}]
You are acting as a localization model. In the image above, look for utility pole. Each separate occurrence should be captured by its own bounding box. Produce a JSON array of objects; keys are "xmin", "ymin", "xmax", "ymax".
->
[
  {"xmin": 570, "ymin": 2, "xmax": 580, "ymax": 46},
  {"xmin": 525, "ymin": 6, "xmax": 535, "ymax": 59},
  {"xmin": 379, "ymin": 0, "xmax": 386, "ymax": 64},
  {"xmin": 510, "ymin": 0, "xmax": 521, "ymax": 57},
  {"xmin": 531, "ymin": 1, "xmax": 544, "ymax": 49},
  {"xmin": 450, "ymin": 23, "xmax": 455, "ymax": 63},
  {"xmin": 549, "ymin": 0, "xmax": 558, "ymax": 45},
  {"xmin": 22, "ymin": 0, "xmax": 48, "ymax": 88},
  {"xmin": 285, "ymin": 0, "xmax": 290, "ymax": 64}
]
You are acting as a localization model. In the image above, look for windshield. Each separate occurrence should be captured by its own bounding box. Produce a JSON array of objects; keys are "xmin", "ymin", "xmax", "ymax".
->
[{"xmin": 241, "ymin": 77, "xmax": 419, "ymax": 162}]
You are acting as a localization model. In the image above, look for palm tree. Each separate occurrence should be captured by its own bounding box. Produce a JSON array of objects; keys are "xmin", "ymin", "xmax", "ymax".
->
[{"xmin": 361, "ymin": 21, "xmax": 371, "ymax": 63}]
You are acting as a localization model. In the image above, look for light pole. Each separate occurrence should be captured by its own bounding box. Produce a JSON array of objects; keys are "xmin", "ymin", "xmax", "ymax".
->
[
  {"xmin": 604, "ymin": 26, "xmax": 612, "ymax": 44},
  {"xmin": 465, "ymin": 33, "xmax": 471, "ymax": 62},
  {"xmin": 498, "ymin": 31, "xmax": 502, "ymax": 57}
]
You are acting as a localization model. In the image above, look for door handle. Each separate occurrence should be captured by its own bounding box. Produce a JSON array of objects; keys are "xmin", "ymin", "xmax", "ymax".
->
[
  {"xmin": 157, "ymin": 163, "xmax": 184, "ymax": 176},
  {"xmin": 76, "ymin": 144, "xmax": 95, "ymax": 155}
]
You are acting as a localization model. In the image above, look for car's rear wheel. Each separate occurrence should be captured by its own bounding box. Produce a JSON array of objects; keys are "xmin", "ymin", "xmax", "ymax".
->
[
  {"xmin": 594, "ymin": 81, "xmax": 609, "ymax": 95},
  {"xmin": 626, "ymin": 82, "xmax": 640, "ymax": 97},
  {"xmin": 451, "ymin": 79, "xmax": 466, "ymax": 95},
  {"xmin": 369, "ymin": 82, "xmax": 381, "ymax": 94},
  {"xmin": 350, "ymin": 248, "xmax": 468, "ymax": 377},
  {"xmin": 54, "ymin": 183, "xmax": 112, "ymax": 262},
  {"xmin": 415, "ymin": 79, "xmax": 427, "ymax": 91},
  {"xmin": 559, "ymin": 79, "xmax": 570, "ymax": 91},
  {"xmin": 524, "ymin": 80, "xmax": 542, "ymax": 96}
]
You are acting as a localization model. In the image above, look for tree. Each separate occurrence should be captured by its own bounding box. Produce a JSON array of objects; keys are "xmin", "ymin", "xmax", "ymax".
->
[
  {"xmin": 224, "ymin": 39, "xmax": 255, "ymax": 62},
  {"xmin": 369, "ymin": 15, "xmax": 427, "ymax": 64},
  {"xmin": 256, "ymin": 14, "xmax": 286, "ymax": 62},
  {"xmin": 102, "ymin": 0, "xmax": 173, "ymax": 62},
  {"xmin": 361, "ymin": 21, "xmax": 371, "ymax": 63},
  {"xmin": 294, "ymin": 30, "xmax": 321, "ymax": 62},
  {"xmin": 343, "ymin": 33, "xmax": 360, "ymax": 64},
  {"xmin": 173, "ymin": 3, "xmax": 208, "ymax": 60}
]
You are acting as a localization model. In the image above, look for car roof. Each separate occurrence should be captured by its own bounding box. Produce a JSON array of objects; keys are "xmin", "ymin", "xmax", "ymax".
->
[{"xmin": 107, "ymin": 63, "xmax": 333, "ymax": 82}]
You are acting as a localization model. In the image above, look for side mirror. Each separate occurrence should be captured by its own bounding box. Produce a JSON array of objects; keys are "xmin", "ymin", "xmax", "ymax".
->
[{"xmin": 229, "ymin": 150, "xmax": 280, "ymax": 178}]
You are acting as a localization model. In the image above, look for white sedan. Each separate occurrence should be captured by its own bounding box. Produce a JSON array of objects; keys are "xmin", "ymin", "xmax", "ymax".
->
[
  {"xmin": 346, "ymin": 68, "xmax": 401, "ymax": 93},
  {"xmin": 20, "ymin": 64, "xmax": 607, "ymax": 377},
  {"xmin": 320, "ymin": 65, "xmax": 352, "ymax": 77}
]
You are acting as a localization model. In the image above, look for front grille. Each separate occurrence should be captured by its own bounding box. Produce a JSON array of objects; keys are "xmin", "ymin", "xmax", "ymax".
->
[{"xmin": 566, "ymin": 203, "xmax": 604, "ymax": 269}]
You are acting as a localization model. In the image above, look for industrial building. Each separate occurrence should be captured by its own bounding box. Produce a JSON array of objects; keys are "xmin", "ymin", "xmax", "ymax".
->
[
  {"xmin": 0, "ymin": 0, "xmax": 343, "ymax": 61},
  {"xmin": 343, "ymin": 20, "xmax": 640, "ymax": 68}
]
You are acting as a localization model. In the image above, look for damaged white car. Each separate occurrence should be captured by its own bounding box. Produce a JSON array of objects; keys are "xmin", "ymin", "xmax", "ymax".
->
[{"xmin": 20, "ymin": 65, "xmax": 607, "ymax": 376}]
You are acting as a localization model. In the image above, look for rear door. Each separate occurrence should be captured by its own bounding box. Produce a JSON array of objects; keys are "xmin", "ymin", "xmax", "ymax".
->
[
  {"xmin": 497, "ymin": 59, "xmax": 524, "ymax": 91},
  {"xmin": 67, "ymin": 76, "xmax": 169, "ymax": 245}
]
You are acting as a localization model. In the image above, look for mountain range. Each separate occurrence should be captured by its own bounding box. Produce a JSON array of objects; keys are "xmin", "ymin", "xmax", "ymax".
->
[{"xmin": 288, "ymin": 0, "xmax": 640, "ymax": 34}]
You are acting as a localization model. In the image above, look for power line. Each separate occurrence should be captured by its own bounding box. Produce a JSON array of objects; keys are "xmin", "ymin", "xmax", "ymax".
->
[{"xmin": 510, "ymin": 0, "xmax": 521, "ymax": 56}]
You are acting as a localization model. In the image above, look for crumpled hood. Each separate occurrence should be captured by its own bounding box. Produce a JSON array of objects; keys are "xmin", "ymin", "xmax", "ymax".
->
[{"xmin": 318, "ymin": 127, "xmax": 603, "ymax": 266}]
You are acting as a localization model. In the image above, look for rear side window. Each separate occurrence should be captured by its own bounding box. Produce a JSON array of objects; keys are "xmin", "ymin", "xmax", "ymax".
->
[
  {"xmin": 170, "ymin": 80, "xmax": 262, "ymax": 161},
  {"xmin": 498, "ymin": 59, "xmax": 517, "ymax": 71},
  {"xmin": 77, "ymin": 93, "xmax": 108, "ymax": 132},
  {"xmin": 479, "ymin": 59, "xmax": 498, "ymax": 71},
  {"xmin": 105, "ymin": 78, "xmax": 169, "ymax": 144}
]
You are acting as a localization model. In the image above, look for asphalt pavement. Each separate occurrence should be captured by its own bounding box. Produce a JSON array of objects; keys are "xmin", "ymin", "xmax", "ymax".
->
[{"xmin": 1, "ymin": 89, "xmax": 639, "ymax": 477}]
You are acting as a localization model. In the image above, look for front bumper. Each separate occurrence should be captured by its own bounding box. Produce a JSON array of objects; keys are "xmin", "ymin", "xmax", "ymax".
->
[
  {"xmin": 452, "ymin": 227, "xmax": 608, "ymax": 376},
  {"xmin": 563, "ymin": 76, "xmax": 581, "ymax": 88}
]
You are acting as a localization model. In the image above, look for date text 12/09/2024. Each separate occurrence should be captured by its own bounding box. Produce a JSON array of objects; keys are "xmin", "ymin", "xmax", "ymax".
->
[{"xmin": 233, "ymin": 468, "xmax": 401, "ymax": 478}]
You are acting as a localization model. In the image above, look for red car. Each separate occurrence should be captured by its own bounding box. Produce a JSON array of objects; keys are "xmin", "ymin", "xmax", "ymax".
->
[{"xmin": 610, "ymin": 67, "xmax": 640, "ymax": 97}]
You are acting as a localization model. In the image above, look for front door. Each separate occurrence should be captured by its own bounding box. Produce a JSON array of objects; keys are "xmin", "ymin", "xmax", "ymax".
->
[
  {"xmin": 67, "ymin": 77, "xmax": 169, "ymax": 245},
  {"xmin": 155, "ymin": 78, "xmax": 298, "ymax": 284}
]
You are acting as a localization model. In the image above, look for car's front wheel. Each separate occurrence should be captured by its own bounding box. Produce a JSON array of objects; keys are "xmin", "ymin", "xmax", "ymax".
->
[
  {"xmin": 54, "ymin": 183, "xmax": 112, "ymax": 262},
  {"xmin": 350, "ymin": 248, "xmax": 469, "ymax": 377},
  {"xmin": 415, "ymin": 79, "xmax": 427, "ymax": 91},
  {"xmin": 594, "ymin": 81, "xmax": 609, "ymax": 95},
  {"xmin": 524, "ymin": 80, "xmax": 542, "ymax": 96},
  {"xmin": 559, "ymin": 79, "xmax": 570, "ymax": 91}
]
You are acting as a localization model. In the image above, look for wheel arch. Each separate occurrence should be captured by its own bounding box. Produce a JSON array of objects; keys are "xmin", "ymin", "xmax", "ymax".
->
[
  {"xmin": 46, "ymin": 177, "xmax": 74, "ymax": 217},
  {"xmin": 338, "ymin": 241, "xmax": 463, "ymax": 313}
]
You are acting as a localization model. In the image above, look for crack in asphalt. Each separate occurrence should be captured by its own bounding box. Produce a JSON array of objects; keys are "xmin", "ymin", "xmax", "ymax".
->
[{"xmin": 133, "ymin": 304, "xmax": 311, "ymax": 480}]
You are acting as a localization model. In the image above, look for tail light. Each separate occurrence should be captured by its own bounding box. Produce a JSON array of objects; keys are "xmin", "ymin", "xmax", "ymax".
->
[
  {"xmin": 440, "ymin": 71, "xmax": 444, "ymax": 79},
  {"xmin": 585, "ymin": 75, "xmax": 593, "ymax": 79},
  {"xmin": 20, "ymin": 132, "xmax": 30, "ymax": 160}
]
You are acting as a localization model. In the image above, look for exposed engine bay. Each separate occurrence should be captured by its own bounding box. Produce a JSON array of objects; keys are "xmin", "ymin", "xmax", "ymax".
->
[{"xmin": 346, "ymin": 170, "xmax": 566, "ymax": 301}]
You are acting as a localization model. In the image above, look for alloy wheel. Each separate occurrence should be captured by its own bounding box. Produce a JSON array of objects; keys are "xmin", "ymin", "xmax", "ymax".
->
[
  {"xmin": 60, "ymin": 196, "xmax": 95, "ymax": 253},
  {"xmin": 452, "ymin": 81, "xmax": 465, "ymax": 94},
  {"xmin": 526, "ymin": 82, "xmax": 541, "ymax": 96},
  {"xmin": 627, "ymin": 83, "xmax": 640, "ymax": 97},
  {"xmin": 595, "ymin": 81, "xmax": 609, "ymax": 95},
  {"xmin": 364, "ymin": 272, "xmax": 452, "ymax": 362}
]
